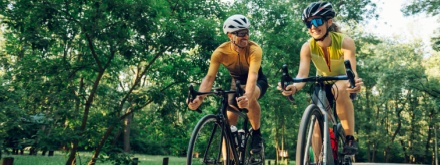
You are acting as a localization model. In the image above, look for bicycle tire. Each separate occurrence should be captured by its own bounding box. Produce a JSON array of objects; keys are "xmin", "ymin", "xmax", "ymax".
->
[
  {"xmin": 296, "ymin": 104, "xmax": 335, "ymax": 165},
  {"xmin": 187, "ymin": 114, "xmax": 225, "ymax": 165}
]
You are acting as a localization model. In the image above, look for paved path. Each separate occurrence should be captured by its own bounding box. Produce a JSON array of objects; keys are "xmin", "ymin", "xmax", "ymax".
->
[{"xmin": 354, "ymin": 163, "xmax": 429, "ymax": 165}]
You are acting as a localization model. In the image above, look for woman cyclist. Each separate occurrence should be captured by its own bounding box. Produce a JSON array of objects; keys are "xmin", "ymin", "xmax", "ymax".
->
[{"xmin": 278, "ymin": 1, "xmax": 363, "ymax": 155}]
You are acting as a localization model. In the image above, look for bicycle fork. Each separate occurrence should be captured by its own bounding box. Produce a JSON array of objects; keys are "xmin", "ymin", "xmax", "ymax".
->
[{"xmin": 321, "ymin": 109, "xmax": 335, "ymax": 165}]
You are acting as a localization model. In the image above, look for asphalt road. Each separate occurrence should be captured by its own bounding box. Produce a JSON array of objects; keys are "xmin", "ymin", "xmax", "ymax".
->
[{"xmin": 354, "ymin": 163, "xmax": 430, "ymax": 165}]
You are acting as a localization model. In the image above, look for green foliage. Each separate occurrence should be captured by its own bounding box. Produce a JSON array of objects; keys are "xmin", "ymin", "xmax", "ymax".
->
[
  {"xmin": 99, "ymin": 148, "xmax": 134, "ymax": 165},
  {"xmin": 402, "ymin": 0, "xmax": 440, "ymax": 53},
  {"xmin": 402, "ymin": 0, "xmax": 440, "ymax": 16},
  {"xmin": 0, "ymin": 0, "xmax": 438, "ymax": 164}
]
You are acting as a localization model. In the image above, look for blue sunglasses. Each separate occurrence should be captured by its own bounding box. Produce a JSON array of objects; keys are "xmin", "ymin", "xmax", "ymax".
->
[{"xmin": 306, "ymin": 18, "xmax": 325, "ymax": 29}]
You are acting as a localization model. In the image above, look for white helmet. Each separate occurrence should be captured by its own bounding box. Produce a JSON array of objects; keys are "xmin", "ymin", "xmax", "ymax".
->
[{"xmin": 222, "ymin": 14, "xmax": 250, "ymax": 34}]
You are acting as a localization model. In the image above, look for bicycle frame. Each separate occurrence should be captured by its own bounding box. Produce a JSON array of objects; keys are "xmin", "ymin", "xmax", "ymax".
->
[
  {"xmin": 312, "ymin": 81, "xmax": 338, "ymax": 165},
  {"xmin": 188, "ymin": 81, "xmax": 253, "ymax": 165}
]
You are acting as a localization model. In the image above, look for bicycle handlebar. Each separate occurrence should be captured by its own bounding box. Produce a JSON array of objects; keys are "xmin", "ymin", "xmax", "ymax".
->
[
  {"xmin": 281, "ymin": 65, "xmax": 295, "ymax": 102},
  {"xmin": 344, "ymin": 60, "xmax": 356, "ymax": 89},
  {"xmin": 187, "ymin": 85, "xmax": 202, "ymax": 113},
  {"xmin": 281, "ymin": 60, "xmax": 357, "ymax": 101},
  {"xmin": 187, "ymin": 80, "xmax": 248, "ymax": 113}
]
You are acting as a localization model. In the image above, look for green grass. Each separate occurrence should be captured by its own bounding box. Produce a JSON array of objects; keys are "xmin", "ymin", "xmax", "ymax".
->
[
  {"xmin": 2, "ymin": 151, "xmax": 187, "ymax": 165},
  {"xmin": 2, "ymin": 151, "xmax": 285, "ymax": 165}
]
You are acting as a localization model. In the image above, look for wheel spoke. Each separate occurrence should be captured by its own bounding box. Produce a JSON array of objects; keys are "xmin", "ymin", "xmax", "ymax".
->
[{"xmin": 187, "ymin": 115, "xmax": 224, "ymax": 165}]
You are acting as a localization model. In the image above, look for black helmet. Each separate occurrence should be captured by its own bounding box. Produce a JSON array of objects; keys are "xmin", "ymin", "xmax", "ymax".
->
[{"xmin": 301, "ymin": 2, "xmax": 336, "ymax": 22}]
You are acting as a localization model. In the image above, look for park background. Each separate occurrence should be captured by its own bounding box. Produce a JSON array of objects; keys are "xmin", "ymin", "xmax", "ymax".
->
[{"xmin": 0, "ymin": 0, "xmax": 439, "ymax": 164}]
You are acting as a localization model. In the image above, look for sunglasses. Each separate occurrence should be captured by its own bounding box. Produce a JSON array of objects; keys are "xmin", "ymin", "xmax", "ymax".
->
[
  {"xmin": 234, "ymin": 30, "xmax": 249, "ymax": 37},
  {"xmin": 306, "ymin": 18, "xmax": 325, "ymax": 29}
]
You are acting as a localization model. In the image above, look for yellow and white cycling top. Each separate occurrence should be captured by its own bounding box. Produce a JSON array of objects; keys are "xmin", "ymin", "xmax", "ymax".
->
[{"xmin": 309, "ymin": 32, "xmax": 346, "ymax": 76}]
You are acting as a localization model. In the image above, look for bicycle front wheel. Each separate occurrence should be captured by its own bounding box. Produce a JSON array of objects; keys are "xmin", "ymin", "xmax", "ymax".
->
[
  {"xmin": 296, "ymin": 104, "xmax": 331, "ymax": 165},
  {"xmin": 187, "ymin": 114, "xmax": 225, "ymax": 165}
]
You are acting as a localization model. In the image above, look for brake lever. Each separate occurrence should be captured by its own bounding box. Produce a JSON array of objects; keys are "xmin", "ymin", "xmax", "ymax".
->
[
  {"xmin": 188, "ymin": 84, "xmax": 202, "ymax": 113},
  {"xmin": 282, "ymin": 64, "xmax": 295, "ymax": 102},
  {"xmin": 344, "ymin": 60, "xmax": 355, "ymax": 88},
  {"xmin": 235, "ymin": 81, "xmax": 248, "ymax": 113},
  {"xmin": 343, "ymin": 60, "xmax": 358, "ymax": 100}
]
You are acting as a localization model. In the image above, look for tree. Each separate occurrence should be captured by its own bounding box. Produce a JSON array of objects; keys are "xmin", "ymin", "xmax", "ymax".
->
[
  {"xmin": 0, "ymin": 0, "xmax": 228, "ymax": 164},
  {"xmin": 402, "ymin": 0, "xmax": 440, "ymax": 53},
  {"xmin": 5, "ymin": 0, "xmax": 438, "ymax": 164}
]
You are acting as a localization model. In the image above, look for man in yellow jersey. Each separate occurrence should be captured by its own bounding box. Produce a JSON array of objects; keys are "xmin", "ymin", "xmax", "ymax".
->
[
  {"xmin": 278, "ymin": 2, "xmax": 363, "ymax": 155},
  {"xmin": 188, "ymin": 14, "xmax": 268, "ymax": 156}
]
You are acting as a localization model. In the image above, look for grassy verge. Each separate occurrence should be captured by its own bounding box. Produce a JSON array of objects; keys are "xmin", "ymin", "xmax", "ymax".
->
[
  {"xmin": 2, "ymin": 151, "xmax": 283, "ymax": 165},
  {"xmin": 2, "ymin": 151, "xmax": 186, "ymax": 165}
]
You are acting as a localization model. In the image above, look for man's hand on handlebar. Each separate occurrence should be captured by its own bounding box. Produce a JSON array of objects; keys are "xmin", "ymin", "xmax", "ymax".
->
[
  {"xmin": 236, "ymin": 95, "xmax": 249, "ymax": 109},
  {"xmin": 346, "ymin": 78, "xmax": 363, "ymax": 93},
  {"xmin": 187, "ymin": 96, "xmax": 203, "ymax": 110}
]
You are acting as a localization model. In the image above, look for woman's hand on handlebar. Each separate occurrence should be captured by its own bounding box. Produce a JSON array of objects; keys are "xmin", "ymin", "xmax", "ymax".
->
[
  {"xmin": 277, "ymin": 82, "xmax": 297, "ymax": 96},
  {"xmin": 187, "ymin": 96, "xmax": 203, "ymax": 110},
  {"xmin": 346, "ymin": 78, "xmax": 363, "ymax": 93}
]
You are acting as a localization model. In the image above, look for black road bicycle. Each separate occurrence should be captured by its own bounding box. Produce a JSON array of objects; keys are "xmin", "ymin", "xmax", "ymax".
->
[
  {"xmin": 186, "ymin": 81, "xmax": 265, "ymax": 165},
  {"xmin": 281, "ymin": 60, "xmax": 357, "ymax": 165}
]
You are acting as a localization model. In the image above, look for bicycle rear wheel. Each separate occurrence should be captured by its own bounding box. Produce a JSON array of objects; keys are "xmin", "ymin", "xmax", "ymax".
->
[
  {"xmin": 296, "ymin": 104, "xmax": 334, "ymax": 165},
  {"xmin": 187, "ymin": 114, "xmax": 225, "ymax": 165}
]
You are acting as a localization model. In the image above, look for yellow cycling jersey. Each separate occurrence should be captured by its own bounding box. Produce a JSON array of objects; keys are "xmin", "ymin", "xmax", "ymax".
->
[
  {"xmin": 309, "ymin": 32, "xmax": 346, "ymax": 76},
  {"xmin": 207, "ymin": 41, "xmax": 263, "ymax": 84}
]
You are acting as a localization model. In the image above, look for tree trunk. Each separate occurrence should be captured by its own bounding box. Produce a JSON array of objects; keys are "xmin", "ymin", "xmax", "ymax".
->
[
  {"xmin": 66, "ymin": 142, "xmax": 78, "ymax": 165},
  {"xmin": 124, "ymin": 112, "xmax": 133, "ymax": 152},
  {"xmin": 367, "ymin": 140, "xmax": 371, "ymax": 162},
  {"xmin": 372, "ymin": 142, "xmax": 376, "ymax": 162},
  {"xmin": 400, "ymin": 139, "xmax": 408, "ymax": 162},
  {"xmin": 89, "ymin": 108, "xmax": 136, "ymax": 164},
  {"xmin": 275, "ymin": 141, "xmax": 279, "ymax": 164},
  {"xmin": 67, "ymin": 69, "xmax": 106, "ymax": 165},
  {"xmin": 111, "ymin": 128, "xmax": 122, "ymax": 146},
  {"xmin": 89, "ymin": 126, "xmax": 115, "ymax": 165}
]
